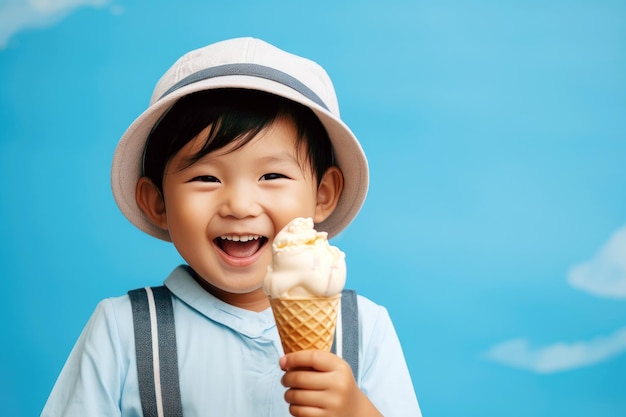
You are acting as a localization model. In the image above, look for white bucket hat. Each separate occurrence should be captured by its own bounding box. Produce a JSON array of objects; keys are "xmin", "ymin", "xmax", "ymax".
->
[{"xmin": 111, "ymin": 37, "xmax": 369, "ymax": 241}]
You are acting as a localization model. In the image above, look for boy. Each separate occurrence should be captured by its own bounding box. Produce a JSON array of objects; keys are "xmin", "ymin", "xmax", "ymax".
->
[{"xmin": 42, "ymin": 37, "xmax": 422, "ymax": 417}]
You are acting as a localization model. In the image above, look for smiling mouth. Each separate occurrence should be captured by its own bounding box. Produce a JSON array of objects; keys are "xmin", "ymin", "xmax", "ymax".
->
[{"xmin": 215, "ymin": 235, "xmax": 268, "ymax": 258}]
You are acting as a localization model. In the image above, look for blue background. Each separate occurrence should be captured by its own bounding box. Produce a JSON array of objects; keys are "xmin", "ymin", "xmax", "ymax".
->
[{"xmin": 1, "ymin": 1, "xmax": 625, "ymax": 416}]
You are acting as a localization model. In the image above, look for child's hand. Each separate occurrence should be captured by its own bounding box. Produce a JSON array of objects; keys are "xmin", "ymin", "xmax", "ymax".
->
[{"xmin": 279, "ymin": 350, "xmax": 382, "ymax": 417}]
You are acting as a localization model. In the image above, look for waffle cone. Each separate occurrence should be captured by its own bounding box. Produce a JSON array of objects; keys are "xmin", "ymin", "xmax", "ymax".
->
[{"xmin": 269, "ymin": 294, "xmax": 341, "ymax": 353}]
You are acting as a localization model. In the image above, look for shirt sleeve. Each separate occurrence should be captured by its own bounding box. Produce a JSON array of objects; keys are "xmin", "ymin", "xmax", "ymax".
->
[
  {"xmin": 40, "ymin": 299, "xmax": 128, "ymax": 417},
  {"xmin": 358, "ymin": 298, "xmax": 423, "ymax": 417}
]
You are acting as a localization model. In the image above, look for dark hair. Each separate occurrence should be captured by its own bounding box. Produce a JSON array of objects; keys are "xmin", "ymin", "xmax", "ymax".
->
[{"xmin": 142, "ymin": 88, "xmax": 335, "ymax": 193}]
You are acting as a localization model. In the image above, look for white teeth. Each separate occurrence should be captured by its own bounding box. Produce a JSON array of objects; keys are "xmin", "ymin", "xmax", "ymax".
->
[{"xmin": 220, "ymin": 235, "xmax": 261, "ymax": 242}]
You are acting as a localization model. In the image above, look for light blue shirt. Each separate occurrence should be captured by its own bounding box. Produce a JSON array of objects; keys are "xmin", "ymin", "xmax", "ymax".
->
[{"xmin": 41, "ymin": 266, "xmax": 422, "ymax": 416}]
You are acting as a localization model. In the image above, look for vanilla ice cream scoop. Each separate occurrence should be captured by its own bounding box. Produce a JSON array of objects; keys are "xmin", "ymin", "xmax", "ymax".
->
[{"xmin": 263, "ymin": 217, "xmax": 346, "ymax": 299}]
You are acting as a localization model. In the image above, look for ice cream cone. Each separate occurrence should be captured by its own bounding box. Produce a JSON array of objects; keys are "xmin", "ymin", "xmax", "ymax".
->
[{"xmin": 270, "ymin": 294, "xmax": 341, "ymax": 353}]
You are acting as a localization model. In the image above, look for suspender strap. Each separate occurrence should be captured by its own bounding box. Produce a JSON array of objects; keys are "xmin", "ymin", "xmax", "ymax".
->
[
  {"xmin": 341, "ymin": 289, "xmax": 360, "ymax": 380},
  {"xmin": 331, "ymin": 289, "xmax": 360, "ymax": 380},
  {"xmin": 128, "ymin": 286, "xmax": 183, "ymax": 417}
]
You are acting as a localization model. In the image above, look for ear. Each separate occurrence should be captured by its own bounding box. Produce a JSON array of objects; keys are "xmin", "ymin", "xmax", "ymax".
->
[
  {"xmin": 313, "ymin": 166, "xmax": 344, "ymax": 223},
  {"xmin": 135, "ymin": 176, "xmax": 168, "ymax": 230}
]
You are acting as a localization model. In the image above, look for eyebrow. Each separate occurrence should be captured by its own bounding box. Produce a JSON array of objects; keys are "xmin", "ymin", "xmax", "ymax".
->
[{"xmin": 255, "ymin": 153, "xmax": 301, "ymax": 165}]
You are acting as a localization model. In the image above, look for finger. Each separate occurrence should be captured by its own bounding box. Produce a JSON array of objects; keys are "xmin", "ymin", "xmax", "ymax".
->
[
  {"xmin": 280, "ymin": 350, "xmax": 338, "ymax": 372},
  {"xmin": 281, "ymin": 368, "xmax": 327, "ymax": 390},
  {"xmin": 284, "ymin": 387, "xmax": 330, "ymax": 409},
  {"xmin": 287, "ymin": 404, "xmax": 325, "ymax": 417}
]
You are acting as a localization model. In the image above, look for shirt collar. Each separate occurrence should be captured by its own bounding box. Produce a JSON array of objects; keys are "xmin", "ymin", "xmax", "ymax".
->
[{"xmin": 164, "ymin": 265, "xmax": 276, "ymax": 339}]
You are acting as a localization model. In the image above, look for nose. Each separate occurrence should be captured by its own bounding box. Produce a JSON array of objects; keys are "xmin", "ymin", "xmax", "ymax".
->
[{"xmin": 218, "ymin": 181, "xmax": 262, "ymax": 219}]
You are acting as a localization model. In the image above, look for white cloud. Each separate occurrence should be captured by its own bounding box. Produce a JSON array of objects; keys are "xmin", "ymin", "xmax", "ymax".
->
[
  {"xmin": 483, "ymin": 327, "xmax": 626, "ymax": 373},
  {"xmin": 0, "ymin": 0, "xmax": 111, "ymax": 49},
  {"xmin": 568, "ymin": 224, "xmax": 626, "ymax": 299},
  {"xmin": 485, "ymin": 224, "xmax": 626, "ymax": 373}
]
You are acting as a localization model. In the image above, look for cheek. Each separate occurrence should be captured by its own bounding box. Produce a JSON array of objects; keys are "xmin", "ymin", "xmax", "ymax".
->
[
  {"xmin": 163, "ymin": 189, "xmax": 208, "ymax": 232},
  {"xmin": 164, "ymin": 193, "xmax": 212, "ymax": 264},
  {"xmin": 266, "ymin": 188, "xmax": 318, "ymax": 218}
]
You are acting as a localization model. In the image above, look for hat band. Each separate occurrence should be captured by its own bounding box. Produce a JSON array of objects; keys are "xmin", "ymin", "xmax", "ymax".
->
[{"xmin": 159, "ymin": 63, "xmax": 329, "ymax": 111}]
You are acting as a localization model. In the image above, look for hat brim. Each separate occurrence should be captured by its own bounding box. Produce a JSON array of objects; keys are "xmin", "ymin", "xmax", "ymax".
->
[{"xmin": 111, "ymin": 75, "xmax": 368, "ymax": 241}]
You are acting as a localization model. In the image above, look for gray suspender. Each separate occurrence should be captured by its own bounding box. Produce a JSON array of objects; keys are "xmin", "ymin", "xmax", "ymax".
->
[
  {"xmin": 128, "ymin": 286, "xmax": 359, "ymax": 417},
  {"xmin": 128, "ymin": 286, "xmax": 183, "ymax": 417},
  {"xmin": 335, "ymin": 289, "xmax": 359, "ymax": 380}
]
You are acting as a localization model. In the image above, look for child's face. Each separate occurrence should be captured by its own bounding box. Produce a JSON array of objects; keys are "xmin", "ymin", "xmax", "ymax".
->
[{"xmin": 145, "ymin": 116, "xmax": 341, "ymax": 310}]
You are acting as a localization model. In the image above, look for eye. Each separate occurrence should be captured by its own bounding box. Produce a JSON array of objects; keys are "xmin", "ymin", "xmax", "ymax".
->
[
  {"xmin": 259, "ymin": 173, "xmax": 288, "ymax": 181},
  {"xmin": 190, "ymin": 175, "xmax": 220, "ymax": 183}
]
